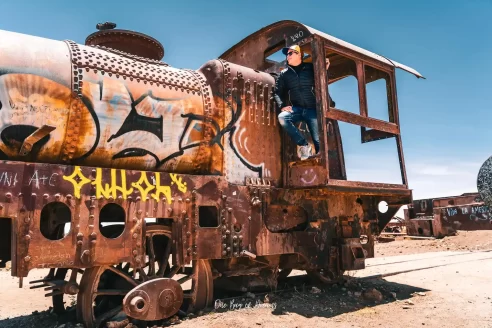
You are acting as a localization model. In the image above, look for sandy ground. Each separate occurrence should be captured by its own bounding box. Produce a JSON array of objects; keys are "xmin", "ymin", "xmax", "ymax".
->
[
  {"xmin": 375, "ymin": 230, "xmax": 492, "ymax": 256},
  {"xmin": 1, "ymin": 230, "xmax": 491, "ymax": 328}
]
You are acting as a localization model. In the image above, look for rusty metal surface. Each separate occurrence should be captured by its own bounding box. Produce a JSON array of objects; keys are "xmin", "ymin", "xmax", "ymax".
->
[
  {"xmin": 122, "ymin": 278, "xmax": 183, "ymax": 321},
  {"xmin": 0, "ymin": 20, "xmax": 420, "ymax": 326},
  {"xmin": 219, "ymin": 20, "xmax": 425, "ymax": 79},
  {"xmin": 85, "ymin": 22, "xmax": 165, "ymax": 61},
  {"xmin": 405, "ymin": 193, "xmax": 491, "ymax": 237}
]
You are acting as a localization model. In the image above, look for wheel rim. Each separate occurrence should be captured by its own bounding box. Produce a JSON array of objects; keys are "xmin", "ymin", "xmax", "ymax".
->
[{"xmin": 76, "ymin": 224, "xmax": 213, "ymax": 328}]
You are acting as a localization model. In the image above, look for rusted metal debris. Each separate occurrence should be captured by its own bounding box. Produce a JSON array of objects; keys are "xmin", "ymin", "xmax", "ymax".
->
[
  {"xmin": 404, "ymin": 192, "xmax": 491, "ymax": 237},
  {"xmin": 0, "ymin": 20, "xmax": 421, "ymax": 327}
]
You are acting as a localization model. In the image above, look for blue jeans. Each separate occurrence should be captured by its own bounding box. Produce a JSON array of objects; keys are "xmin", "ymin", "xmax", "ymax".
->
[{"xmin": 278, "ymin": 106, "xmax": 320, "ymax": 154}]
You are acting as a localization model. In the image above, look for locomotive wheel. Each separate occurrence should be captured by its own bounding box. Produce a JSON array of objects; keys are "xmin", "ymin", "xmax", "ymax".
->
[
  {"xmin": 51, "ymin": 268, "xmax": 78, "ymax": 315},
  {"xmin": 51, "ymin": 225, "xmax": 124, "ymax": 315},
  {"xmin": 76, "ymin": 224, "xmax": 213, "ymax": 328}
]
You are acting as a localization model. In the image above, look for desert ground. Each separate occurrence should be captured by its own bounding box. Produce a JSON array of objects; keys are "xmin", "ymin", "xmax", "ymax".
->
[{"xmin": 1, "ymin": 230, "xmax": 491, "ymax": 328}]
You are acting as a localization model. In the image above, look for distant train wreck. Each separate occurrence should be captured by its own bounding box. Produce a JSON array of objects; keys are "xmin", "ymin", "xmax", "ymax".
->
[{"xmin": 404, "ymin": 193, "xmax": 491, "ymax": 238}]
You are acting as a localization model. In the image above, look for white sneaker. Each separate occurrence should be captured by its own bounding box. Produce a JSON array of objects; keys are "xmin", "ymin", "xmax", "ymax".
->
[{"xmin": 298, "ymin": 145, "xmax": 313, "ymax": 160}]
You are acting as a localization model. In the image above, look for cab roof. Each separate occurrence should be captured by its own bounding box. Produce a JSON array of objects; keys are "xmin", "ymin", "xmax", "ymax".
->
[{"xmin": 219, "ymin": 20, "xmax": 424, "ymax": 79}]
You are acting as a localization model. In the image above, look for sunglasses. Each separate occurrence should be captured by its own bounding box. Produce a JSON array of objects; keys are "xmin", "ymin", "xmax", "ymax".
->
[{"xmin": 287, "ymin": 51, "xmax": 298, "ymax": 56}]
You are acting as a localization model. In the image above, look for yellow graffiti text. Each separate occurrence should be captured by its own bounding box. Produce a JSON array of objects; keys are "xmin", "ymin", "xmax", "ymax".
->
[
  {"xmin": 63, "ymin": 166, "xmax": 184, "ymax": 203},
  {"xmin": 170, "ymin": 173, "xmax": 187, "ymax": 193},
  {"xmin": 93, "ymin": 168, "xmax": 133, "ymax": 199}
]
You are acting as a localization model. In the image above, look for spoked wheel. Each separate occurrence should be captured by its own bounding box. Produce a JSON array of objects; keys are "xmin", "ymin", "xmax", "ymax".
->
[
  {"xmin": 76, "ymin": 224, "xmax": 213, "ymax": 328},
  {"xmin": 51, "ymin": 268, "xmax": 82, "ymax": 315}
]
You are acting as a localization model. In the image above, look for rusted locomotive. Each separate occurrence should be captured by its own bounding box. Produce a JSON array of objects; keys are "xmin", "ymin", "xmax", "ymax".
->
[{"xmin": 0, "ymin": 20, "xmax": 423, "ymax": 327}]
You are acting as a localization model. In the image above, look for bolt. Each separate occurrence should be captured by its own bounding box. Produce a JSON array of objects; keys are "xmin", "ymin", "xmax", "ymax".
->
[
  {"xmin": 31, "ymin": 193, "xmax": 37, "ymax": 198},
  {"xmin": 228, "ymin": 207, "xmax": 232, "ymax": 212},
  {"xmin": 24, "ymin": 235, "xmax": 31, "ymax": 241},
  {"xmin": 226, "ymin": 247, "xmax": 231, "ymax": 252},
  {"xmin": 222, "ymin": 251, "xmax": 227, "ymax": 256},
  {"xmin": 133, "ymin": 233, "xmax": 138, "ymax": 239},
  {"xmin": 186, "ymin": 198, "xmax": 190, "ymax": 203},
  {"xmin": 6, "ymin": 193, "xmax": 12, "ymax": 199},
  {"xmin": 77, "ymin": 240, "xmax": 83, "ymax": 246},
  {"xmin": 222, "ymin": 235, "xmax": 227, "ymax": 240},
  {"xmin": 24, "ymin": 256, "xmax": 31, "ymax": 262},
  {"xmin": 137, "ymin": 210, "xmax": 142, "ymax": 215},
  {"xmin": 222, "ymin": 243, "xmax": 227, "ymax": 248},
  {"xmin": 132, "ymin": 250, "xmax": 138, "ymax": 256},
  {"xmin": 89, "ymin": 215, "xmax": 95, "ymax": 219},
  {"xmin": 43, "ymin": 194, "xmax": 49, "ymax": 199},
  {"xmin": 132, "ymin": 217, "xmax": 138, "ymax": 223},
  {"xmin": 225, "ymin": 230, "xmax": 230, "ymax": 235},
  {"xmin": 233, "ymin": 252, "xmax": 238, "ymax": 257},
  {"xmin": 233, "ymin": 235, "xmax": 237, "ymax": 240},
  {"xmin": 77, "ymin": 233, "xmax": 83, "ymax": 239},
  {"xmin": 239, "ymin": 235, "xmax": 243, "ymax": 240},
  {"xmin": 24, "ymin": 217, "xmax": 30, "ymax": 223},
  {"xmin": 55, "ymin": 193, "xmax": 61, "ymax": 200},
  {"xmin": 66, "ymin": 194, "xmax": 72, "ymax": 200},
  {"xmin": 90, "ymin": 232, "xmax": 97, "ymax": 239},
  {"xmin": 193, "ymin": 252, "xmax": 197, "ymax": 255},
  {"xmin": 186, "ymin": 231, "xmax": 191, "ymax": 236}
]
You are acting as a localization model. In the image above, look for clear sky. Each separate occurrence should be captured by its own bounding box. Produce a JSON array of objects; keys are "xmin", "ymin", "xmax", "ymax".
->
[{"xmin": 0, "ymin": 0, "xmax": 490, "ymax": 200}]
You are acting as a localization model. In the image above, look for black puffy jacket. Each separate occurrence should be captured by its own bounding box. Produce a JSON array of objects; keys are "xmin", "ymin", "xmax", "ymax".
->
[{"xmin": 273, "ymin": 62, "xmax": 335, "ymax": 110}]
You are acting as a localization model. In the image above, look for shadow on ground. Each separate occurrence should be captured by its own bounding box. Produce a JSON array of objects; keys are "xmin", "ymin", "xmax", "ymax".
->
[
  {"xmin": 0, "ymin": 274, "xmax": 430, "ymax": 328},
  {"xmin": 208, "ymin": 274, "xmax": 430, "ymax": 320}
]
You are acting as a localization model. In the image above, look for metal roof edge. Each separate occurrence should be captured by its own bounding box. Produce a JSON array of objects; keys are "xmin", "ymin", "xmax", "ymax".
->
[
  {"xmin": 219, "ymin": 20, "xmax": 425, "ymax": 79},
  {"xmin": 303, "ymin": 23, "xmax": 425, "ymax": 79}
]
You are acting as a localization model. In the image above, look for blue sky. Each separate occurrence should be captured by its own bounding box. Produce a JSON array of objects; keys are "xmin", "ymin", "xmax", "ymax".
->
[{"xmin": 0, "ymin": 0, "xmax": 490, "ymax": 199}]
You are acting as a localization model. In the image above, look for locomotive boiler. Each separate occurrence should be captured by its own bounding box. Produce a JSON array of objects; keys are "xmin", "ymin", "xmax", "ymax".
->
[{"xmin": 0, "ymin": 20, "xmax": 423, "ymax": 327}]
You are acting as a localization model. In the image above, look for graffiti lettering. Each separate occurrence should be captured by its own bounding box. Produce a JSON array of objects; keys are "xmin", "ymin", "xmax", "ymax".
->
[
  {"xmin": 92, "ymin": 168, "xmax": 133, "ymax": 199},
  {"xmin": 461, "ymin": 207, "xmax": 468, "ymax": 215},
  {"xmin": 62, "ymin": 166, "xmax": 183, "ymax": 203},
  {"xmin": 28, "ymin": 171, "xmax": 59, "ymax": 189},
  {"xmin": 0, "ymin": 171, "xmax": 18, "ymax": 187},
  {"xmin": 170, "ymin": 173, "xmax": 187, "ymax": 193},
  {"xmin": 446, "ymin": 208, "xmax": 458, "ymax": 217},
  {"xmin": 471, "ymin": 205, "xmax": 489, "ymax": 215}
]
